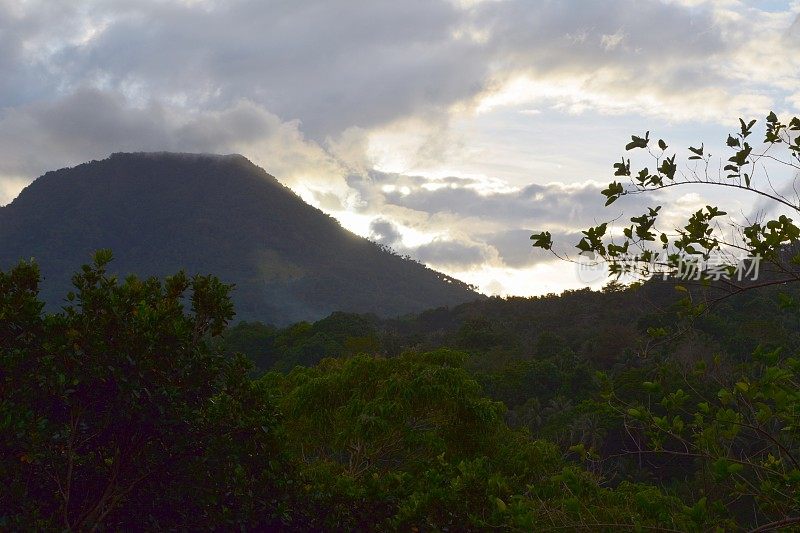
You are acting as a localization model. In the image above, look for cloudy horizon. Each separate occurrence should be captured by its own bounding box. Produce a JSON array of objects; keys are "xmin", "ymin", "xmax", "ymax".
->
[{"xmin": 1, "ymin": 0, "xmax": 798, "ymax": 296}]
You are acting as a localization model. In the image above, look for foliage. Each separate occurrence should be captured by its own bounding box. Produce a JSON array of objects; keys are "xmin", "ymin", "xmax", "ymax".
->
[
  {"xmin": 4, "ymin": 250, "xmax": 800, "ymax": 530},
  {"xmin": 532, "ymin": 112, "xmax": 800, "ymax": 296},
  {"xmin": 264, "ymin": 350, "xmax": 707, "ymax": 531},
  {"xmin": 0, "ymin": 252, "xmax": 281, "ymax": 530},
  {"xmin": 605, "ymin": 345, "xmax": 800, "ymax": 530},
  {"xmin": 525, "ymin": 113, "xmax": 800, "ymax": 529},
  {"xmin": 224, "ymin": 311, "xmax": 380, "ymax": 372}
]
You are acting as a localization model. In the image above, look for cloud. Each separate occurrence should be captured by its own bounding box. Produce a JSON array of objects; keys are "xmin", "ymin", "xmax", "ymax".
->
[
  {"xmin": 414, "ymin": 237, "xmax": 495, "ymax": 269},
  {"xmin": 3, "ymin": 0, "xmax": 797, "ymax": 142},
  {"xmin": 338, "ymin": 170, "xmax": 667, "ymax": 275},
  {"xmin": 0, "ymin": 0, "xmax": 796, "ymax": 166},
  {"xmin": 0, "ymin": 177, "xmax": 28, "ymax": 206},
  {"xmin": 369, "ymin": 218, "xmax": 402, "ymax": 246},
  {"xmin": 42, "ymin": 0, "xmax": 489, "ymax": 138},
  {"xmin": 0, "ymin": 88, "xmax": 348, "ymax": 197},
  {"xmin": 378, "ymin": 175, "xmax": 635, "ymax": 231},
  {"xmin": 482, "ymin": 229, "xmax": 562, "ymax": 269},
  {"xmin": 473, "ymin": 0, "xmax": 797, "ymax": 120}
]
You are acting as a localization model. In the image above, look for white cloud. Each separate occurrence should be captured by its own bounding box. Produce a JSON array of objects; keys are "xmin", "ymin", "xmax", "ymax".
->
[
  {"xmin": 0, "ymin": 88, "xmax": 351, "ymax": 197},
  {"xmin": 0, "ymin": 177, "xmax": 29, "ymax": 206}
]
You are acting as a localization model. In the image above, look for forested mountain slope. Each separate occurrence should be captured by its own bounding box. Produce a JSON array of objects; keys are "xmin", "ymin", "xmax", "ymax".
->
[{"xmin": 0, "ymin": 153, "xmax": 478, "ymax": 324}]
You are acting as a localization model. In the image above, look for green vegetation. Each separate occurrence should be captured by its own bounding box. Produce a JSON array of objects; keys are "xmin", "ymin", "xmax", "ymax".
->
[
  {"xmin": 3, "ymin": 251, "xmax": 799, "ymax": 530},
  {"xmin": 0, "ymin": 252, "xmax": 281, "ymax": 530}
]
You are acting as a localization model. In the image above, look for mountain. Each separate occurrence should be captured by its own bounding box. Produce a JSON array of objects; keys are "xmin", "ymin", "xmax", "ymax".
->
[{"xmin": 0, "ymin": 152, "xmax": 479, "ymax": 324}]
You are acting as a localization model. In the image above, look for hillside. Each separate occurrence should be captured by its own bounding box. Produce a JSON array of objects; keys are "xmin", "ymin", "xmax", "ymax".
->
[
  {"xmin": 0, "ymin": 152, "xmax": 479, "ymax": 324},
  {"xmin": 227, "ymin": 278, "xmax": 800, "ymax": 373}
]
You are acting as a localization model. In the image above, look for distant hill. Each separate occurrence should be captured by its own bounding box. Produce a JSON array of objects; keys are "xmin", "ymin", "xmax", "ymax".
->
[
  {"xmin": 225, "ymin": 277, "xmax": 800, "ymax": 373},
  {"xmin": 0, "ymin": 152, "xmax": 479, "ymax": 324}
]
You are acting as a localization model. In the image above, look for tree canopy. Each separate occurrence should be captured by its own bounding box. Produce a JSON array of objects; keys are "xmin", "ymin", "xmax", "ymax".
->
[
  {"xmin": 0, "ymin": 251, "xmax": 281, "ymax": 530},
  {"xmin": 1, "ymin": 254, "xmax": 732, "ymax": 530}
]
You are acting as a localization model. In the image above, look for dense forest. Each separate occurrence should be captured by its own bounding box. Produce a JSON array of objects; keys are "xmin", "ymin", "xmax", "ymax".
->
[{"xmin": 3, "ymin": 251, "xmax": 799, "ymax": 531}]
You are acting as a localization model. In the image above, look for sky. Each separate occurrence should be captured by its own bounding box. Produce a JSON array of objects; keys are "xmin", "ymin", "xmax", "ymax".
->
[{"xmin": 0, "ymin": 0, "xmax": 798, "ymax": 296}]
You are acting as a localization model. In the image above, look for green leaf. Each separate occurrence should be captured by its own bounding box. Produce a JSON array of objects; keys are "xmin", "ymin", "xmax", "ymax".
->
[
  {"xmin": 495, "ymin": 497, "xmax": 507, "ymax": 512},
  {"xmin": 625, "ymin": 131, "xmax": 650, "ymax": 151},
  {"xmin": 613, "ymin": 158, "xmax": 631, "ymax": 177},
  {"xmin": 602, "ymin": 181, "xmax": 625, "ymax": 205},
  {"xmin": 688, "ymin": 144, "xmax": 704, "ymax": 160},
  {"xmin": 728, "ymin": 463, "xmax": 743, "ymax": 475},
  {"xmin": 627, "ymin": 408, "xmax": 643, "ymax": 419},
  {"xmin": 642, "ymin": 381, "xmax": 660, "ymax": 392},
  {"xmin": 530, "ymin": 231, "xmax": 553, "ymax": 250}
]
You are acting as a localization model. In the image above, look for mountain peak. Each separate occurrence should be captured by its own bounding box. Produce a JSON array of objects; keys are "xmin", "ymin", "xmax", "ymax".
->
[
  {"xmin": 105, "ymin": 151, "xmax": 252, "ymax": 165},
  {"xmin": 0, "ymin": 154, "xmax": 479, "ymax": 324}
]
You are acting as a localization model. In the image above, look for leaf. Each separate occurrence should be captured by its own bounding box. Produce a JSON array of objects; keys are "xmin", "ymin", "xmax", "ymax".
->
[
  {"xmin": 601, "ymin": 181, "xmax": 625, "ymax": 205},
  {"xmin": 495, "ymin": 497, "xmax": 507, "ymax": 512},
  {"xmin": 642, "ymin": 381, "xmax": 659, "ymax": 392},
  {"xmin": 712, "ymin": 459, "xmax": 729, "ymax": 478},
  {"xmin": 530, "ymin": 231, "xmax": 553, "ymax": 250},
  {"xmin": 625, "ymin": 131, "xmax": 650, "ymax": 151},
  {"xmin": 688, "ymin": 144, "xmax": 704, "ymax": 160},
  {"xmin": 613, "ymin": 158, "xmax": 631, "ymax": 177},
  {"xmin": 659, "ymin": 155, "xmax": 677, "ymax": 180},
  {"xmin": 568, "ymin": 444, "xmax": 587, "ymax": 460},
  {"xmin": 728, "ymin": 463, "xmax": 744, "ymax": 475}
]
